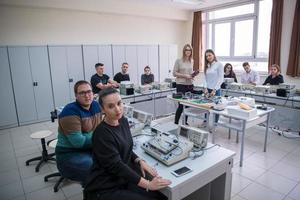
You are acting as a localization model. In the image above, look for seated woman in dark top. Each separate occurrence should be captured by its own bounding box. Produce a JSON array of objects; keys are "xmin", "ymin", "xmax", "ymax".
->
[
  {"xmin": 84, "ymin": 87, "xmax": 170, "ymax": 200},
  {"xmin": 141, "ymin": 66, "xmax": 154, "ymax": 85},
  {"xmin": 221, "ymin": 63, "xmax": 237, "ymax": 89},
  {"xmin": 263, "ymin": 64, "xmax": 284, "ymax": 85}
]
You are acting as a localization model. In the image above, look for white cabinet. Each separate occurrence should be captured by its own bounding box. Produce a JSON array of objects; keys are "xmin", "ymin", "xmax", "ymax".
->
[
  {"xmin": 48, "ymin": 45, "xmax": 84, "ymax": 107},
  {"xmin": 8, "ymin": 46, "xmax": 54, "ymax": 125},
  {"xmin": 82, "ymin": 45, "xmax": 113, "ymax": 81},
  {"xmin": 159, "ymin": 44, "xmax": 178, "ymax": 82},
  {"xmin": 0, "ymin": 47, "xmax": 18, "ymax": 128}
]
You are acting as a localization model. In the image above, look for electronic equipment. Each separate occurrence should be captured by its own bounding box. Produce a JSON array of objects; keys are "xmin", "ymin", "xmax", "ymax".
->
[
  {"xmin": 172, "ymin": 92, "xmax": 183, "ymax": 99},
  {"xmin": 158, "ymin": 82, "xmax": 170, "ymax": 90},
  {"xmin": 254, "ymin": 85, "xmax": 271, "ymax": 94},
  {"xmin": 233, "ymin": 96, "xmax": 255, "ymax": 107},
  {"xmin": 224, "ymin": 78, "xmax": 234, "ymax": 84},
  {"xmin": 276, "ymin": 88, "xmax": 296, "ymax": 97},
  {"xmin": 171, "ymin": 166, "xmax": 192, "ymax": 177},
  {"xmin": 227, "ymin": 106, "xmax": 257, "ymax": 119},
  {"xmin": 120, "ymin": 81, "xmax": 135, "ymax": 95},
  {"xmin": 242, "ymin": 84, "xmax": 255, "ymax": 91},
  {"xmin": 141, "ymin": 132, "xmax": 193, "ymax": 166},
  {"xmin": 178, "ymin": 125, "xmax": 208, "ymax": 149},
  {"xmin": 138, "ymin": 84, "xmax": 152, "ymax": 94},
  {"xmin": 123, "ymin": 104, "xmax": 134, "ymax": 119},
  {"xmin": 133, "ymin": 110, "xmax": 153, "ymax": 127},
  {"xmin": 164, "ymin": 78, "xmax": 176, "ymax": 88},
  {"xmin": 278, "ymin": 83, "xmax": 296, "ymax": 90},
  {"xmin": 228, "ymin": 82, "xmax": 243, "ymax": 90}
]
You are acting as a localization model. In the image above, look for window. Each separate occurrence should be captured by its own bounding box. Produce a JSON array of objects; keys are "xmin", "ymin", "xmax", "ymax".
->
[{"xmin": 202, "ymin": 0, "xmax": 272, "ymax": 72}]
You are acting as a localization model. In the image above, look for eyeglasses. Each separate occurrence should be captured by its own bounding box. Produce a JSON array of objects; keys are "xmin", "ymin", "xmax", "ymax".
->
[
  {"xmin": 77, "ymin": 90, "xmax": 92, "ymax": 96},
  {"xmin": 185, "ymin": 49, "xmax": 192, "ymax": 51}
]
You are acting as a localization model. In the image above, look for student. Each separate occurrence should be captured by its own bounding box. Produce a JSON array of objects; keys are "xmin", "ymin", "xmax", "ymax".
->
[
  {"xmin": 173, "ymin": 44, "xmax": 198, "ymax": 124},
  {"xmin": 91, "ymin": 63, "xmax": 118, "ymax": 94},
  {"xmin": 241, "ymin": 62, "xmax": 260, "ymax": 85},
  {"xmin": 263, "ymin": 64, "xmax": 284, "ymax": 85},
  {"xmin": 141, "ymin": 66, "xmax": 154, "ymax": 85},
  {"xmin": 203, "ymin": 49, "xmax": 223, "ymax": 124},
  {"xmin": 221, "ymin": 63, "xmax": 237, "ymax": 89},
  {"xmin": 84, "ymin": 88, "xmax": 170, "ymax": 200},
  {"xmin": 203, "ymin": 49, "xmax": 224, "ymax": 97},
  {"xmin": 55, "ymin": 80, "xmax": 102, "ymax": 185},
  {"xmin": 114, "ymin": 62, "xmax": 130, "ymax": 83}
]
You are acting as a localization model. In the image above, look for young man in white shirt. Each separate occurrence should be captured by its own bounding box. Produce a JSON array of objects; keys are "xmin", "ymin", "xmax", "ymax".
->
[{"xmin": 241, "ymin": 62, "xmax": 260, "ymax": 85}]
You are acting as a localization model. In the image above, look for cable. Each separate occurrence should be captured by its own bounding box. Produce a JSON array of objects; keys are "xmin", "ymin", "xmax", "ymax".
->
[{"xmin": 190, "ymin": 144, "xmax": 221, "ymax": 160}]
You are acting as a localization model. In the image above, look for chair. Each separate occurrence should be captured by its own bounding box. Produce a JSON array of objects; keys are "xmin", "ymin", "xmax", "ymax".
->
[
  {"xmin": 43, "ymin": 139, "xmax": 67, "ymax": 192},
  {"xmin": 25, "ymin": 130, "xmax": 55, "ymax": 172}
]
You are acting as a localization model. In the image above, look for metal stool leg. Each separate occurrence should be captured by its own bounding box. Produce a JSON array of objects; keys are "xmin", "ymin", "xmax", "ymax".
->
[{"xmin": 54, "ymin": 177, "xmax": 65, "ymax": 192}]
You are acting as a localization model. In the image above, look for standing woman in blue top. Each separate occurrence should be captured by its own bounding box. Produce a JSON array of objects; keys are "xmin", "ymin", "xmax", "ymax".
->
[{"xmin": 203, "ymin": 49, "xmax": 223, "ymax": 123}]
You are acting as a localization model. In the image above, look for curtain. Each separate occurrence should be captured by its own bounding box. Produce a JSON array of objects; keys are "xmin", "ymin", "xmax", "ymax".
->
[
  {"xmin": 268, "ymin": 0, "xmax": 284, "ymax": 72},
  {"xmin": 191, "ymin": 11, "xmax": 202, "ymax": 71},
  {"xmin": 286, "ymin": 0, "xmax": 300, "ymax": 77}
]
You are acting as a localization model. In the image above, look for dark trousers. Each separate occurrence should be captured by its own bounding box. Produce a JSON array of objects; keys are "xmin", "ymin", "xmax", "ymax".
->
[
  {"xmin": 86, "ymin": 183, "xmax": 167, "ymax": 200},
  {"xmin": 174, "ymin": 84, "xmax": 194, "ymax": 124}
]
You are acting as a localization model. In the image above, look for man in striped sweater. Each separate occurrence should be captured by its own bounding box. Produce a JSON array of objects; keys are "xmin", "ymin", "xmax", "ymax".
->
[{"xmin": 55, "ymin": 80, "xmax": 102, "ymax": 185}]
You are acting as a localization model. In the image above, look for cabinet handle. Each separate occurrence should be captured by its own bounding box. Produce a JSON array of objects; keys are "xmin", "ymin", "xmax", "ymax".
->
[{"xmin": 69, "ymin": 78, "xmax": 73, "ymax": 83}]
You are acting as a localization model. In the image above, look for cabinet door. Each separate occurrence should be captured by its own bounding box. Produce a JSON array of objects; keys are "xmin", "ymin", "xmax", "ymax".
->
[
  {"xmin": 137, "ymin": 46, "xmax": 148, "ymax": 85},
  {"xmin": 29, "ymin": 46, "xmax": 54, "ymax": 121},
  {"xmin": 112, "ymin": 45, "xmax": 125, "ymax": 76},
  {"xmin": 148, "ymin": 45, "xmax": 159, "ymax": 82},
  {"xmin": 83, "ymin": 45, "xmax": 98, "ymax": 81},
  {"xmin": 125, "ymin": 45, "xmax": 138, "ymax": 84},
  {"xmin": 48, "ymin": 46, "xmax": 70, "ymax": 107},
  {"xmin": 66, "ymin": 46, "xmax": 84, "ymax": 101},
  {"xmin": 0, "ymin": 47, "xmax": 18, "ymax": 128},
  {"xmin": 8, "ymin": 47, "xmax": 37, "ymax": 124},
  {"xmin": 159, "ymin": 45, "xmax": 170, "ymax": 82},
  {"xmin": 99, "ymin": 45, "xmax": 113, "ymax": 78}
]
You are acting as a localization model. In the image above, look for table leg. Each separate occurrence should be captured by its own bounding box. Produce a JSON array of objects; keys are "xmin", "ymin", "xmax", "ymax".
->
[
  {"xmin": 264, "ymin": 113, "xmax": 271, "ymax": 152},
  {"xmin": 239, "ymin": 120, "xmax": 246, "ymax": 167}
]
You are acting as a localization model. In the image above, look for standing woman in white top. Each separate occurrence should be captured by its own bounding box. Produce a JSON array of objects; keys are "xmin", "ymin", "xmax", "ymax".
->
[
  {"xmin": 203, "ymin": 49, "xmax": 224, "ymax": 97},
  {"xmin": 173, "ymin": 44, "xmax": 196, "ymax": 124},
  {"xmin": 203, "ymin": 49, "xmax": 223, "ymax": 123}
]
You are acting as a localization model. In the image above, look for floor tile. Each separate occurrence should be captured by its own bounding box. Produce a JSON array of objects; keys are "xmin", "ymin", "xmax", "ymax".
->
[
  {"xmin": 61, "ymin": 181, "xmax": 83, "ymax": 198},
  {"xmin": 231, "ymin": 173, "xmax": 252, "ymax": 196},
  {"xmin": 255, "ymin": 171, "xmax": 298, "ymax": 195},
  {"xmin": 232, "ymin": 162, "xmax": 266, "ymax": 180},
  {"xmin": 270, "ymin": 162, "xmax": 300, "ymax": 182},
  {"xmin": 11, "ymin": 195, "xmax": 26, "ymax": 200},
  {"xmin": 67, "ymin": 193, "xmax": 83, "ymax": 200},
  {"xmin": 22, "ymin": 173, "xmax": 55, "ymax": 193},
  {"xmin": 25, "ymin": 186, "xmax": 66, "ymax": 200},
  {"xmin": 0, "ymin": 180, "xmax": 24, "ymax": 200},
  {"xmin": 0, "ymin": 158, "xmax": 18, "ymax": 173},
  {"xmin": 231, "ymin": 194, "xmax": 247, "ymax": 200},
  {"xmin": 243, "ymin": 153, "xmax": 279, "ymax": 169},
  {"xmin": 239, "ymin": 182, "xmax": 285, "ymax": 200},
  {"xmin": 281, "ymin": 154, "xmax": 300, "ymax": 168},
  {"xmin": 19, "ymin": 163, "xmax": 52, "ymax": 179},
  {"xmin": 0, "ymin": 169, "xmax": 21, "ymax": 187},
  {"xmin": 287, "ymin": 183, "xmax": 300, "ymax": 200}
]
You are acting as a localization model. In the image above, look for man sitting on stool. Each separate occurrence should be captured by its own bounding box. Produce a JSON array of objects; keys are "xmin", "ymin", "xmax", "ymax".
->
[{"xmin": 55, "ymin": 80, "xmax": 102, "ymax": 185}]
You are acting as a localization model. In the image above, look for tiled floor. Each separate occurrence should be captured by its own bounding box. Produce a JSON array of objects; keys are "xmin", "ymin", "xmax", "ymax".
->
[{"xmin": 0, "ymin": 119, "xmax": 299, "ymax": 200}]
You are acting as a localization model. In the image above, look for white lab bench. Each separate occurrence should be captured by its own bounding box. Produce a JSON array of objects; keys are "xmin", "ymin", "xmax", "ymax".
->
[{"xmin": 133, "ymin": 135, "xmax": 235, "ymax": 200}]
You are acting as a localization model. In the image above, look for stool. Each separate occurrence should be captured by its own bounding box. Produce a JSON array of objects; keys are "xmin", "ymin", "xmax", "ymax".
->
[
  {"xmin": 25, "ymin": 130, "xmax": 55, "ymax": 172},
  {"xmin": 44, "ymin": 139, "xmax": 66, "ymax": 192}
]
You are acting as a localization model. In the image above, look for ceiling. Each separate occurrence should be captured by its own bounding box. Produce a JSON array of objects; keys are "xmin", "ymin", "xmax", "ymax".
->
[{"xmin": 0, "ymin": 0, "xmax": 246, "ymax": 21}]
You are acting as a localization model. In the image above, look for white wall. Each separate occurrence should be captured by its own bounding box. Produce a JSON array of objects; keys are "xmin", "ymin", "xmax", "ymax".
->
[
  {"xmin": 280, "ymin": 0, "xmax": 300, "ymax": 87},
  {"xmin": 0, "ymin": 5, "xmax": 189, "ymax": 49}
]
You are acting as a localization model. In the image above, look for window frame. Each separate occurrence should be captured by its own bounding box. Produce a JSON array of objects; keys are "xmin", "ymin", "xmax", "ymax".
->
[{"xmin": 203, "ymin": 0, "xmax": 268, "ymax": 64}]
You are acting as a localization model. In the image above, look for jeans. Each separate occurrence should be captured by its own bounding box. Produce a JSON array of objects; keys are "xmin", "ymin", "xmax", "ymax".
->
[
  {"xmin": 174, "ymin": 84, "xmax": 194, "ymax": 124},
  {"xmin": 56, "ymin": 151, "xmax": 93, "ymax": 185},
  {"xmin": 205, "ymin": 88, "xmax": 221, "ymax": 123}
]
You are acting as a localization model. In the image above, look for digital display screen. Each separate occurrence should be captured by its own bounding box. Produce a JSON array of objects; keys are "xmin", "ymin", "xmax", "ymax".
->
[
  {"xmin": 179, "ymin": 127, "xmax": 188, "ymax": 138},
  {"xmin": 174, "ymin": 166, "xmax": 191, "ymax": 175}
]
